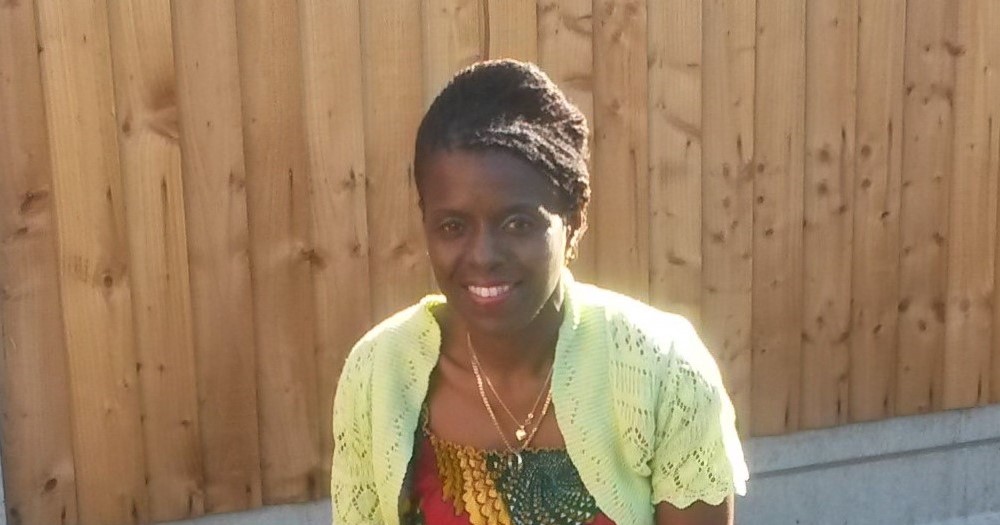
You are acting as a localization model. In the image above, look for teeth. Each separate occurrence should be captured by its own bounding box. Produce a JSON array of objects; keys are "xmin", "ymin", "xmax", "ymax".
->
[{"xmin": 468, "ymin": 284, "xmax": 511, "ymax": 298}]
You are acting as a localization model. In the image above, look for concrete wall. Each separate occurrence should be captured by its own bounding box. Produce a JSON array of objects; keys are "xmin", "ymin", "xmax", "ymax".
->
[
  {"xmin": 739, "ymin": 404, "xmax": 1000, "ymax": 525},
  {"xmin": 3, "ymin": 404, "xmax": 999, "ymax": 525}
]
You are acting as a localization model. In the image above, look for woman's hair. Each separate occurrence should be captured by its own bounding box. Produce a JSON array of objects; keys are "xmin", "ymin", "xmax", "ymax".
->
[{"xmin": 414, "ymin": 59, "xmax": 591, "ymax": 217}]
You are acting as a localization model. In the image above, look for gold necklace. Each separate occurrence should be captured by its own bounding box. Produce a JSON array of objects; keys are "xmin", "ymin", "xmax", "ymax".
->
[
  {"xmin": 470, "ymin": 355, "xmax": 553, "ymax": 469},
  {"xmin": 466, "ymin": 333, "xmax": 555, "ymax": 442}
]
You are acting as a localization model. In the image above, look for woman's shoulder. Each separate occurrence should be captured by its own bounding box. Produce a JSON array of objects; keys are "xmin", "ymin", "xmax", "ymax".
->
[
  {"xmin": 569, "ymin": 281, "xmax": 723, "ymax": 385},
  {"xmin": 571, "ymin": 282, "xmax": 698, "ymax": 350},
  {"xmin": 347, "ymin": 294, "xmax": 445, "ymax": 361}
]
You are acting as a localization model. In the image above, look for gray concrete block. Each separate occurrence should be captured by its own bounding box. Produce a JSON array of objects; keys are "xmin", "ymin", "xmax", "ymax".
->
[
  {"xmin": 158, "ymin": 501, "xmax": 330, "ymax": 525},
  {"xmin": 738, "ymin": 404, "xmax": 1000, "ymax": 525}
]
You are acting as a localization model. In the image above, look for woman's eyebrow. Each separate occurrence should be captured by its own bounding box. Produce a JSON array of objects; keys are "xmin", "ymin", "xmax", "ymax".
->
[
  {"xmin": 429, "ymin": 202, "xmax": 543, "ymax": 213},
  {"xmin": 425, "ymin": 207, "xmax": 468, "ymax": 219},
  {"xmin": 501, "ymin": 203, "xmax": 545, "ymax": 214}
]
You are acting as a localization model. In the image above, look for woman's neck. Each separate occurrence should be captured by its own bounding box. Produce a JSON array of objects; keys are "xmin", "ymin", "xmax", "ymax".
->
[{"xmin": 442, "ymin": 300, "xmax": 564, "ymax": 376}]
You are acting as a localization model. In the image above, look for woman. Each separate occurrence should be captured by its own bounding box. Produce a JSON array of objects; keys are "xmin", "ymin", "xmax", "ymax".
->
[{"xmin": 332, "ymin": 59, "xmax": 748, "ymax": 525}]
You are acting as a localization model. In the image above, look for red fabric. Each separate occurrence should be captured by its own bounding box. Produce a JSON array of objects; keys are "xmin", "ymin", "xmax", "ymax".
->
[
  {"xmin": 411, "ymin": 438, "xmax": 469, "ymax": 524},
  {"xmin": 410, "ymin": 438, "xmax": 617, "ymax": 525}
]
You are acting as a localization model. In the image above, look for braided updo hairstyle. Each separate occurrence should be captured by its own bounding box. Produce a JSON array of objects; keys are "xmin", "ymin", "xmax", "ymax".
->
[{"xmin": 414, "ymin": 60, "xmax": 591, "ymax": 254}]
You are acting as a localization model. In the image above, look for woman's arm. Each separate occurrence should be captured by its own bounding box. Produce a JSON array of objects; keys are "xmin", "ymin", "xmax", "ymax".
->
[
  {"xmin": 655, "ymin": 496, "xmax": 733, "ymax": 525},
  {"xmin": 648, "ymin": 317, "xmax": 747, "ymax": 525},
  {"xmin": 330, "ymin": 341, "xmax": 382, "ymax": 524}
]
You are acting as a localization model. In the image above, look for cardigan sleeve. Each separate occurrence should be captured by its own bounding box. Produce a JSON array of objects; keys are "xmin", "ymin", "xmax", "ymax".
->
[
  {"xmin": 331, "ymin": 340, "xmax": 383, "ymax": 524},
  {"xmin": 649, "ymin": 317, "xmax": 749, "ymax": 509}
]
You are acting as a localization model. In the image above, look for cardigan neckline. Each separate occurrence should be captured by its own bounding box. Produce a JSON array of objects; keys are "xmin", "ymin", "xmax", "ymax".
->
[{"xmin": 371, "ymin": 270, "xmax": 621, "ymax": 524}]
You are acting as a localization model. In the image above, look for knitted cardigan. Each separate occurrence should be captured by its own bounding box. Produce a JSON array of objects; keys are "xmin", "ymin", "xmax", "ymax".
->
[{"xmin": 331, "ymin": 273, "xmax": 748, "ymax": 525}]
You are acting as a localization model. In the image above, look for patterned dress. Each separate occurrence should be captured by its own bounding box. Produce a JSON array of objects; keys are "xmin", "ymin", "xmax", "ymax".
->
[{"xmin": 402, "ymin": 412, "xmax": 617, "ymax": 525}]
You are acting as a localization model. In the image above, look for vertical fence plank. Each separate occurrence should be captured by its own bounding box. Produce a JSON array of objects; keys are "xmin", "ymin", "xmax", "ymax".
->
[
  {"xmin": 592, "ymin": 0, "xmax": 649, "ymax": 300},
  {"xmin": 299, "ymin": 0, "xmax": 374, "ymax": 496},
  {"xmin": 106, "ymin": 1, "xmax": 205, "ymax": 519},
  {"xmin": 171, "ymin": 0, "xmax": 264, "ymax": 512},
  {"xmin": 0, "ymin": 1, "xmax": 78, "ymax": 523},
  {"xmin": 701, "ymin": 0, "xmax": 755, "ymax": 432},
  {"xmin": 362, "ymin": 0, "xmax": 429, "ymax": 320},
  {"xmin": 422, "ymin": 0, "xmax": 485, "ymax": 107},
  {"xmin": 485, "ymin": 0, "xmax": 537, "ymax": 61},
  {"xmin": 991, "ymin": 1, "xmax": 1000, "ymax": 406},
  {"xmin": 34, "ymin": 0, "xmax": 150, "ymax": 522},
  {"xmin": 752, "ymin": 0, "xmax": 806, "ymax": 435},
  {"xmin": 537, "ymin": 0, "xmax": 596, "ymax": 283},
  {"xmin": 234, "ymin": 1, "xmax": 321, "ymax": 504},
  {"xmin": 800, "ymin": 0, "xmax": 857, "ymax": 430},
  {"xmin": 850, "ymin": 0, "xmax": 906, "ymax": 423},
  {"xmin": 943, "ymin": 0, "xmax": 998, "ymax": 409},
  {"xmin": 896, "ymin": 1, "xmax": 957, "ymax": 416},
  {"xmin": 647, "ymin": 0, "xmax": 702, "ymax": 324}
]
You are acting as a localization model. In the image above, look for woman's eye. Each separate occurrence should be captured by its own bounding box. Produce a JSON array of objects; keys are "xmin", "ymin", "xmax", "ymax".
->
[
  {"xmin": 438, "ymin": 220, "xmax": 463, "ymax": 235},
  {"xmin": 503, "ymin": 217, "xmax": 535, "ymax": 233}
]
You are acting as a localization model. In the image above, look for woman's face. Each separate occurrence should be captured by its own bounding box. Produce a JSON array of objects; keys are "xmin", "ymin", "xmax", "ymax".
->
[{"xmin": 419, "ymin": 148, "xmax": 577, "ymax": 336}]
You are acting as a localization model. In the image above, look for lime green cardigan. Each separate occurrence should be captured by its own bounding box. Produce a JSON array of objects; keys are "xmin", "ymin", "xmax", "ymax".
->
[{"xmin": 331, "ymin": 274, "xmax": 748, "ymax": 524}]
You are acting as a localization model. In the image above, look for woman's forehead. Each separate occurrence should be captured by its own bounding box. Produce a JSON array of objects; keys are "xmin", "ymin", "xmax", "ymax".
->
[{"xmin": 418, "ymin": 149, "xmax": 563, "ymax": 211}]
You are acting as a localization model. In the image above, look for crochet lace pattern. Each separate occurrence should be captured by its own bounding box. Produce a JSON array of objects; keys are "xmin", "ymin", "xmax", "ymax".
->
[{"xmin": 331, "ymin": 272, "xmax": 748, "ymax": 525}]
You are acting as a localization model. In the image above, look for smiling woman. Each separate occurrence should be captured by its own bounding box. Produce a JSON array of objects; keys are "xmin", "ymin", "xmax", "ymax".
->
[
  {"xmin": 418, "ymin": 149, "xmax": 572, "ymax": 337},
  {"xmin": 331, "ymin": 60, "xmax": 748, "ymax": 525}
]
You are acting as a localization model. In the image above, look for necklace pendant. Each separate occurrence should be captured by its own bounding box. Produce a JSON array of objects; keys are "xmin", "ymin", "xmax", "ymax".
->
[
  {"xmin": 508, "ymin": 453, "xmax": 523, "ymax": 472},
  {"xmin": 515, "ymin": 427, "xmax": 527, "ymax": 441}
]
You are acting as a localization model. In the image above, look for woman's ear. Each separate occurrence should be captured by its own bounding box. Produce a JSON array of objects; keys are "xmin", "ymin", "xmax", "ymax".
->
[{"xmin": 565, "ymin": 209, "xmax": 587, "ymax": 262}]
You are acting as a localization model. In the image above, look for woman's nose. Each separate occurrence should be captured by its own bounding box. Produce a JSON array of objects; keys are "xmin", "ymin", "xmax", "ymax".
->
[{"xmin": 468, "ymin": 228, "xmax": 503, "ymax": 268}]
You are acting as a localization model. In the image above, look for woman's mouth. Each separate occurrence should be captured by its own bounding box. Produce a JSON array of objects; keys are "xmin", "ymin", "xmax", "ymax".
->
[{"xmin": 466, "ymin": 283, "xmax": 515, "ymax": 306}]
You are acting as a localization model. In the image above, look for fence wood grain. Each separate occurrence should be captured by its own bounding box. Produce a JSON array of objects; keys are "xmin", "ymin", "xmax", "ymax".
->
[
  {"xmin": 361, "ymin": 0, "xmax": 431, "ymax": 321},
  {"xmin": 991, "ymin": 1, "xmax": 1000, "ymax": 405},
  {"xmin": 896, "ymin": 1, "xmax": 957, "ymax": 416},
  {"xmin": 299, "ymin": 0, "xmax": 374, "ymax": 496},
  {"xmin": 648, "ymin": 0, "xmax": 702, "ymax": 324},
  {"xmin": 592, "ymin": 0, "xmax": 650, "ymax": 301},
  {"xmin": 423, "ymin": 0, "xmax": 485, "ymax": 107},
  {"xmin": 942, "ymin": 0, "xmax": 998, "ymax": 409},
  {"xmin": 800, "ymin": 0, "xmax": 857, "ymax": 430},
  {"xmin": 0, "ymin": 2, "xmax": 78, "ymax": 524},
  {"xmin": 34, "ymin": 0, "xmax": 150, "ymax": 522},
  {"xmin": 700, "ymin": 0, "xmax": 755, "ymax": 431},
  {"xmin": 751, "ymin": 0, "xmax": 806, "ymax": 435},
  {"xmin": 171, "ymin": 0, "xmax": 264, "ymax": 512},
  {"xmin": 107, "ymin": 0, "xmax": 205, "ymax": 518},
  {"xmin": 485, "ymin": 0, "xmax": 537, "ymax": 61},
  {"xmin": 850, "ymin": 0, "xmax": 906, "ymax": 423},
  {"xmin": 235, "ymin": 1, "xmax": 322, "ymax": 504}
]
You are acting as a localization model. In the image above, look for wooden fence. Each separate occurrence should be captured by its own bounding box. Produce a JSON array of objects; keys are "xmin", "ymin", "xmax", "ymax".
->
[{"xmin": 1, "ymin": 0, "xmax": 999, "ymax": 524}]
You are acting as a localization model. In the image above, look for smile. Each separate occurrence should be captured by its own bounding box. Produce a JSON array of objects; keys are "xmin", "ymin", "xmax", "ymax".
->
[{"xmin": 467, "ymin": 284, "xmax": 513, "ymax": 298}]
